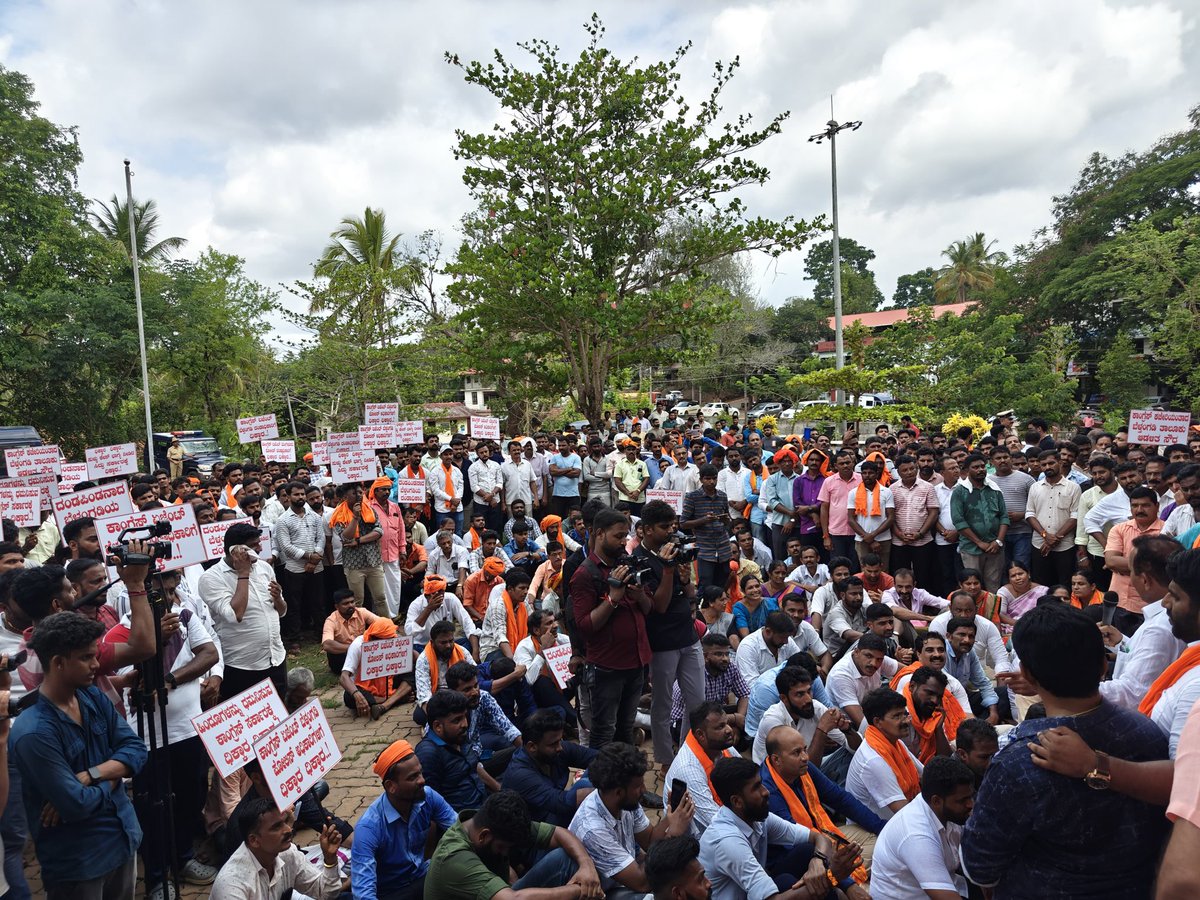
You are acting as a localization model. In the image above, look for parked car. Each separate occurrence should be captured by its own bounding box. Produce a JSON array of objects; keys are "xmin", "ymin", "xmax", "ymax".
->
[
  {"xmin": 856, "ymin": 393, "xmax": 891, "ymax": 409},
  {"xmin": 781, "ymin": 400, "xmax": 832, "ymax": 420},
  {"xmin": 747, "ymin": 401, "xmax": 784, "ymax": 418},
  {"xmin": 152, "ymin": 430, "xmax": 225, "ymax": 477},
  {"xmin": 700, "ymin": 401, "xmax": 740, "ymax": 420},
  {"xmin": 0, "ymin": 426, "xmax": 43, "ymax": 479},
  {"xmin": 671, "ymin": 399, "xmax": 700, "ymax": 416},
  {"xmin": 661, "ymin": 389, "xmax": 684, "ymax": 405}
]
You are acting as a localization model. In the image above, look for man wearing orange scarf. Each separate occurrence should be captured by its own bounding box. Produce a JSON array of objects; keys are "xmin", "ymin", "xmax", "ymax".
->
[
  {"xmin": 425, "ymin": 445, "xmax": 463, "ymax": 535},
  {"xmin": 480, "ymin": 568, "xmax": 531, "ymax": 662},
  {"xmin": 415, "ymin": 619, "xmax": 468, "ymax": 707},
  {"xmin": 846, "ymin": 687, "xmax": 924, "ymax": 822},
  {"xmin": 847, "ymin": 459, "xmax": 895, "ymax": 571},
  {"xmin": 461, "ymin": 554, "xmax": 507, "ymax": 625},
  {"xmin": 660, "ymin": 701, "xmax": 737, "ymax": 837},
  {"xmin": 218, "ymin": 462, "xmax": 243, "ymax": 509},
  {"xmin": 338, "ymin": 616, "xmax": 414, "ymax": 720},
  {"xmin": 902, "ymin": 666, "xmax": 965, "ymax": 763},
  {"xmin": 330, "ymin": 483, "xmax": 384, "ymax": 609}
]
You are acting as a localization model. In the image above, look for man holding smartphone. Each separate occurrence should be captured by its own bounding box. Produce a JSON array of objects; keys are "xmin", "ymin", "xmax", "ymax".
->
[{"xmin": 680, "ymin": 465, "xmax": 733, "ymax": 591}]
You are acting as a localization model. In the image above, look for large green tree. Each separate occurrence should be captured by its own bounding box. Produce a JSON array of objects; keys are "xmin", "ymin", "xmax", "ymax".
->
[
  {"xmin": 443, "ymin": 16, "xmax": 819, "ymax": 421},
  {"xmin": 91, "ymin": 195, "xmax": 187, "ymax": 263},
  {"xmin": 892, "ymin": 267, "xmax": 936, "ymax": 307},
  {"xmin": 935, "ymin": 233, "xmax": 1006, "ymax": 304},
  {"xmin": 803, "ymin": 237, "xmax": 883, "ymax": 313}
]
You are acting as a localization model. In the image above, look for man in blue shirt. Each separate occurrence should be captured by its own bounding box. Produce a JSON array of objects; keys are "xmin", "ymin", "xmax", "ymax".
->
[
  {"xmin": 414, "ymin": 689, "xmax": 488, "ymax": 812},
  {"xmin": 943, "ymin": 615, "xmax": 1000, "ymax": 724},
  {"xmin": 961, "ymin": 603, "xmax": 1170, "ymax": 899},
  {"xmin": 11, "ymin": 612, "xmax": 148, "ymax": 899},
  {"xmin": 548, "ymin": 436, "xmax": 583, "ymax": 519},
  {"xmin": 352, "ymin": 739, "xmax": 458, "ymax": 900},
  {"xmin": 501, "ymin": 709, "xmax": 597, "ymax": 827}
]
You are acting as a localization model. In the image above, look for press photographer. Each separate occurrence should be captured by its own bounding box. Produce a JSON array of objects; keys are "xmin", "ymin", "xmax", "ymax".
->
[{"xmin": 633, "ymin": 500, "xmax": 704, "ymax": 775}]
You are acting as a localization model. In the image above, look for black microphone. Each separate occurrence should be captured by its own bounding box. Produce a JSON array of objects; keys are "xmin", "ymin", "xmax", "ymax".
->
[
  {"xmin": 1101, "ymin": 591, "xmax": 1120, "ymax": 627},
  {"xmin": 72, "ymin": 577, "xmax": 121, "ymax": 611}
]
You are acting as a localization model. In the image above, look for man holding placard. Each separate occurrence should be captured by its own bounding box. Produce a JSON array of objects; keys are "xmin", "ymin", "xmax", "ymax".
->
[{"xmin": 340, "ymin": 617, "xmax": 414, "ymax": 720}]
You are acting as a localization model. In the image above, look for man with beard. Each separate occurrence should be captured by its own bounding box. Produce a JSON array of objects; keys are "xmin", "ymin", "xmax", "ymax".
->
[
  {"xmin": 275, "ymin": 480, "xmax": 327, "ymax": 642},
  {"xmin": 662, "ymin": 702, "xmax": 738, "ymax": 838},
  {"xmin": 822, "ymin": 575, "xmax": 868, "ymax": 658},
  {"xmin": 415, "ymin": 690, "xmax": 489, "ymax": 812},
  {"xmin": 1075, "ymin": 456, "xmax": 1120, "ymax": 589},
  {"xmin": 846, "ymin": 688, "xmax": 925, "ymax": 823},
  {"xmin": 62, "ymin": 516, "xmax": 101, "ymax": 561},
  {"xmin": 350, "ymin": 739, "xmax": 457, "ymax": 900},
  {"xmin": 889, "ymin": 631, "xmax": 973, "ymax": 715},
  {"xmin": 809, "ymin": 555, "xmax": 853, "ymax": 635},
  {"xmin": 870, "ymin": 757, "xmax": 976, "ymax": 899},
  {"xmin": 668, "ymin": 633, "xmax": 750, "ymax": 739},
  {"xmin": 953, "ymin": 718, "xmax": 999, "ymax": 785},
  {"xmin": 699, "ymin": 755, "xmax": 865, "ymax": 900},
  {"xmin": 568, "ymin": 742, "xmax": 696, "ymax": 896},
  {"xmin": 501, "ymin": 710, "xmax": 597, "ymax": 828},
  {"xmin": 929, "ymin": 589, "xmax": 1014, "ymax": 677},
  {"xmin": 751, "ymin": 665, "xmax": 859, "ymax": 771},
  {"xmin": 895, "ymin": 666, "xmax": 962, "ymax": 764}
]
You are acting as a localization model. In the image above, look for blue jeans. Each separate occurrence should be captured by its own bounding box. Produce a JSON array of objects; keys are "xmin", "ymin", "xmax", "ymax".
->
[
  {"xmin": 1005, "ymin": 532, "xmax": 1032, "ymax": 570},
  {"xmin": 512, "ymin": 848, "xmax": 578, "ymax": 890},
  {"xmin": 1, "ymin": 755, "xmax": 30, "ymax": 900}
]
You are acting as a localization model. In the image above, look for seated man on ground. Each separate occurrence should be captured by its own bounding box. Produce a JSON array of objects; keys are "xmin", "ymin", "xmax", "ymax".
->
[
  {"xmin": 415, "ymin": 619, "xmax": 467, "ymax": 712},
  {"xmin": 825, "ymin": 633, "xmax": 901, "ymax": 728},
  {"xmin": 339, "ymin": 616, "xmax": 415, "ymax": 719},
  {"xmin": 501, "ymin": 709, "xmax": 597, "ymax": 828},
  {"xmin": 414, "ymin": 689, "xmax": 490, "ymax": 813},
  {"xmin": 643, "ymin": 835, "xmax": 711, "ymax": 900},
  {"xmin": 669, "ymin": 633, "xmax": 751, "ymax": 742},
  {"xmin": 846, "ymin": 687, "xmax": 925, "ymax": 822},
  {"xmin": 889, "ymin": 631, "xmax": 973, "ymax": 714},
  {"xmin": 954, "ymin": 717, "xmax": 1000, "ymax": 785},
  {"xmin": 513, "ymin": 609, "xmax": 578, "ymax": 726},
  {"xmin": 569, "ymin": 742, "xmax": 696, "ymax": 897},
  {"xmin": 896, "ymin": 665, "xmax": 962, "ymax": 764},
  {"xmin": 321, "ymin": 589, "xmax": 379, "ymax": 674},
  {"xmin": 734, "ymin": 610, "xmax": 800, "ymax": 685},
  {"xmin": 474, "ymin": 655, "xmax": 537, "ymax": 732},
  {"xmin": 444, "ymin": 660, "xmax": 523, "ymax": 770},
  {"xmin": 661, "ymin": 701, "xmax": 737, "ymax": 838},
  {"xmin": 224, "ymin": 759, "xmax": 352, "ymax": 859},
  {"xmin": 751, "ymin": 665, "xmax": 859, "ymax": 777}
]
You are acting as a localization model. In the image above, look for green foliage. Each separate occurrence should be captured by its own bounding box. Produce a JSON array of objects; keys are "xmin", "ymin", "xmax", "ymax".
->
[
  {"xmin": 444, "ymin": 15, "xmax": 820, "ymax": 421},
  {"xmin": 1096, "ymin": 332, "xmax": 1151, "ymax": 427},
  {"xmin": 892, "ymin": 267, "xmax": 936, "ymax": 307},
  {"xmin": 770, "ymin": 295, "xmax": 833, "ymax": 349},
  {"xmin": 91, "ymin": 195, "xmax": 187, "ymax": 263},
  {"xmin": 803, "ymin": 237, "xmax": 883, "ymax": 313},
  {"xmin": 935, "ymin": 233, "xmax": 1006, "ymax": 304}
]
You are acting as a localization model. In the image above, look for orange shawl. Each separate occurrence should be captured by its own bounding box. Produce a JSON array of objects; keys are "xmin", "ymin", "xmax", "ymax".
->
[
  {"xmin": 355, "ymin": 619, "xmax": 398, "ymax": 698},
  {"xmin": 889, "ymin": 660, "xmax": 921, "ymax": 690},
  {"xmin": 684, "ymin": 730, "xmax": 736, "ymax": 804},
  {"xmin": 468, "ymin": 527, "xmax": 483, "ymax": 551},
  {"xmin": 905, "ymin": 682, "xmax": 967, "ymax": 763},
  {"xmin": 744, "ymin": 468, "xmax": 764, "ymax": 519},
  {"xmin": 1070, "ymin": 589, "xmax": 1103, "ymax": 610},
  {"xmin": 975, "ymin": 591, "xmax": 1001, "ymax": 626},
  {"xmin": 442, "ymin": 463, "xmax": 457, "ymax": 499},
  {"xmin": 853, "ymin": 482, "xmax": 882, "ymax": 517},
  {"xmin": 800, "ymin": 449, "xmax": 832, "ymax": 478},
  {"xmin": 1139, "ymin": 645, "xmax": 1200, "ymax": 716},
  {"xmin": 222, "ymin": 483, "xmax": 239, "ymax": 508},
  {"xmin": 864, "ymin": 725, "xmax": 920, "ymax": 802},
  {"xmin": 765, "ymin": 759, "xmax": 868, "ymax": 884},
  {"xmin": 425, "ymin": 640, "xmax": 466, "ymax": 693},
  {"xmin": 864, "ymin": 451, "xmax": 893, "ymax": 486},
  {"xmin": 330, "ymin": 497, "xmax": 378, "ymax": 529},
  {"xmin": 503, "ymin": 590, "xmax": 529, "ymax": 651}
]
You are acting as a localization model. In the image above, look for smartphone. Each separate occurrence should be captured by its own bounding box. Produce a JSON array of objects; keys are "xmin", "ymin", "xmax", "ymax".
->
[
  {"xmin": 669, "ymin": 779, "xmax": 687, "ymax": 811},
  {"xmin": 1, "ymin": 650, "xmax": 26, "ymax": 672}
]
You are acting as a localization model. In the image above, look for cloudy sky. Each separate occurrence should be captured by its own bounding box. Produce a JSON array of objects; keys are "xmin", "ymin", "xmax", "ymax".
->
[{"xmin": 2, "ymin": 0, "xmax": 1197, "ymax": 328}]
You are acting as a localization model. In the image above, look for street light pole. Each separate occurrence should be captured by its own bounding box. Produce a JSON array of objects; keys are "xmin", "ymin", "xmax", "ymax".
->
[
  {"xmin": 809, "ymin": 116, "xmax": 861, "ymax": 401},
  {"xmin": 124, "ymin": 160, "xmax": 155, "ymax": 470}
]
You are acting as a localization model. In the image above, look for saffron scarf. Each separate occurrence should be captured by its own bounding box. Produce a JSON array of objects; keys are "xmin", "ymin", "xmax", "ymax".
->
[
  {"xmin": 684, "ymin": 730, "xmax": 736, "ymax": 804},
  {"xmin": 853, "ymin": 482, "xmax": 882, "ymax": 517},
  {"xmin": 889, "ymin": 660, "xmax": 922, "ymax": 690},
  {"xmin": 1139, "ymin": 645, "xmax": 1200, "ymax": 716},
  {"xmin": 864, "ymin": 725, "xmax": 920, "ymax": 802},
  {"xmin": 744, "ymin": 468, "xmax": 763, "ymax": 519},
  {"xmin": 443, "ymin": 463, "xmax": 457, "ymax": 499},
  {"xmin": 1070, "ymin": 589, "xmax": 1104, "ymax": 610},
  {"xmin": 425, "ymin": 641, "xmax": 466, "ymax": 693},
  {"xmin": 904, "ymin": 682, "xmax": 967, "ymax": 763},
  {"xmin": 222, "ymin": 483, "xmax": 238, "ymax": 508},
  {"xmin": 504, "ymin": 590, "xmax": 529, "ymax": 651},
  {"xmin": 864, "ymin": 451, "xmax": 893, "ymax": 486},
  {"xmin": 355, "ymin": 619, "xmax": 399, "ymax": 698},
  {"xmin": 976, "ymin": 591, "xmax": 1002, "ymax": 626},
  {"xmin": 329, "ymin": 496, "xmax": 377, "ymax": 529},
  {"xmin": 764, "ymin": 760, "xmax": 868, "ymax": 885},
  {"xmin": 468, "ymin": 527, "xmax": 483, "ymax": 551},
  {"xmin": 530, "ymin": 632, "xmax": 560, "ymax": 689}
]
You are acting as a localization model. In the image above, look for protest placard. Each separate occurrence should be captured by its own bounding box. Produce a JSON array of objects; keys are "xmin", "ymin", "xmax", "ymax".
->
[
  {"xmin": 259, "ymin": 525, "xmax": 274, "ymax": 562},
  {"xmin": 396, "ymin": 421, "xmax": 424, "ymax": 444},
  {"xmin": 331, "ymin": 449, "xmax": 377, "ymax": 484},
  {"xmin": 543, "ymin": 642, "xmax": 575, "ymax": 690},
  {"xmin": 237, "ymin": 414, "xmax": 279, "ymax": 444},
  {"xmin": 4, "ymin": 445, "xmax": 60, "ymax": 478},
  {"xmin": 0, "ymin": 472, "xmax": 58, "ymax": 512},
  {"xmin": 199, "ymin": 517, "xmax": 252, "ymax": 561},
  {"xmin": 1127, "ymin": 409, "xmax": 1192, "ymax": 447},
  {"xmin": 260, "ymin": 440, "xmax": 296, "ymax": 463},
  {"xmin": 58, "ymin": 462, "xmax": 89, "ymax": 492},
  {"xmin": 0, "ymin": 485, "xmax": 41, "ymax": 528},
  {"xmin": 359, "ymin": 635, "xmax": 414, "ymax": 680},
  {"xmin": 310, "ymin": 441, "xmax": 329, "ymax": 466},
  {"xmin": 364, "ymin": 402, "xmax": 399, "ymax": 425},
  {"xmin": 94, "ymin": 502, "xmax": 204, "ymax": 573},
  {"xmin": 191, "ymin": 680, "xmax": 288, "ymax": 778},
  {"xmin": 645, "ymin": 488, "xmax": 684, "ymax": 514},
  {"xmin": 327, "ymin": 431, "xmax": 362, "ymax": 455},
  {"xmin": 253, "ymin": 698, "xmax": 342, "ymax": 811},
  {"xmin": 52, "ymin": 481, "xmax": 133, "ymax": 538},
  {"xmin": 358, "ymin": 423, "xmax": 398, "ymax": 451},
  {"xmin": 394, "ymin": 478, "xmax": 427, "ymax": 504},
  {"xmin": 470, "ymin": 416, "xmax": 501, "ymax": 439},
  {"xmin": 85, "ymin": 442, "xmax": 139, "ymax": 480}
]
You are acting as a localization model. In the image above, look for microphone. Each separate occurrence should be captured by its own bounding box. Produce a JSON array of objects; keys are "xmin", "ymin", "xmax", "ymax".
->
[
  {"xmin": 72, "ymin": 577, "xmax": 121, "ymax": 611},
  {"xmin": 1101, "ymin": 591, "xmax": 1120, "ymax": 627}
]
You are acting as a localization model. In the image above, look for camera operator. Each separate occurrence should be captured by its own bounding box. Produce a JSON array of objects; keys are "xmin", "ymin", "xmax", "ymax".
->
[
  {"xmin": 635, "ymin": 500, "xmax": 704, "ymax": 776},
  {"xmin": 680, "ymin": 465, "xmax": 734, "ymax": 591},
  {"xmin": 570, "ymin": 508, "xmax": 652, "ymax": 748}
]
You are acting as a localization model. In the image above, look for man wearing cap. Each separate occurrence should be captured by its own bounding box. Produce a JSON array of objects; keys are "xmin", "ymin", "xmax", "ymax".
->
[
  {"xmin": 340, "ymin": 617, "xmax": 415, "ymax": 719},
  {"xmin": 427, "ymin": 446, "xmax": 465, "ymax": 535},
  {"xmin": 404, "ymin": 574, "xmax": 480, "ymax": 656},
  {"xmin": 368, "ymin": 477, "xmax": 407, "ymax": 619},
  {"xmin": 462, "ymin": 556, "xmax": 507, "ymax": 626},
  {"xmin": 352, "ymin": 739, "xmax": 458, "ymax": 900}
]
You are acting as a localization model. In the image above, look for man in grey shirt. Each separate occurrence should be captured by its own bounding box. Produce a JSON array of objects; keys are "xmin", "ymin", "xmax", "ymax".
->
[
  {"xmin": 274, "ymin": 480, "xmax": 327, "ymax": 644},
  {"xmin": 988, "ymin": 446, "xmax": 1034, "ymax": 570}
]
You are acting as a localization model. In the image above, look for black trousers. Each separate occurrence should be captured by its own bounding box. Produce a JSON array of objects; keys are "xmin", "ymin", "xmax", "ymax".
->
[
  {"xmin": 220, "ymin": 661, "xmax": 287, "ymax": 702},
  {"xmin": 280, "ymin": 569, "xmax": 325, "ymax": 639},
  {"xmin": 132, "ymin": 735, "xmax": 209, "ymax": 885},
  {"xmin": 1031, "ymin": 547, "xmax": 1076, "ymax": 589},
  {"xmin": 934, "ymin": 543, "xmax": 963, "ymax": 596},
  {"xmin": 891, "ymin": 541, "xmax": 937, "ymax": 590},
  {"xmin": 588, "ymin": 665, "xmax": 645, "ymax": 749}
]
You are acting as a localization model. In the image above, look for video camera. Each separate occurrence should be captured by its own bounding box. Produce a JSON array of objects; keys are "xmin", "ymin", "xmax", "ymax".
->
[
  {"xmin": 612, "ymin": 552, "xmax": 656, "ymax": 587},
  {"xmin": 107, "ymin": 520, "xmax": 174, "ymax": 567},
  {"xmin": 670, "ymin": 532, "xmax": 699, "ymax": 565}
]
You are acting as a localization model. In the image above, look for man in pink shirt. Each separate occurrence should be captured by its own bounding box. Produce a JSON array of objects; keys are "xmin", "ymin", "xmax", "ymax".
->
[
  {"xmin": 1163, "ymin": 697, "xmax": 1200, "ymax": 893},
  {"xmin": 890, "ymin": 455, "xmax": 940, "ymax": 590},
  {"xmin": 819, "ymin": 449, "xmax": 862, "ymax": 572},
  {"xmin": 1104, "ymin": 486, "xmax": 1164, "ymax": 635},
  {"xmin": 369, "ymin": 477, "xmax": 407, "ymax": 618}
]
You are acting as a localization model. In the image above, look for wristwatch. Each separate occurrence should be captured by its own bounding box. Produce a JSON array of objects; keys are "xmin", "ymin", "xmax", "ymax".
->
[
  {"xmin": 87, "ymin": 765, "xmax": 103, "ymax": 784},
  {"xmin": 1084, "ymin": 751, "xmax": 1111, "ymax": 790},
  {"xmin": 165, "ymin": 672, "xmax": 178, "ymax": 689}
]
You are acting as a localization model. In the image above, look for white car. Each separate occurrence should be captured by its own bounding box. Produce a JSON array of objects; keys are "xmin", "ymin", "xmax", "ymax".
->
[
  {"xmin": 700, "ymin": 401, "xmax": 740, "ymax": 420},
  {"xmin": 671, "ymin": 399, "xmax": 700, "ymax": 416},
  {"xmin": 781, "ymin": 400, "xmax": 832, "ymax": 420}
]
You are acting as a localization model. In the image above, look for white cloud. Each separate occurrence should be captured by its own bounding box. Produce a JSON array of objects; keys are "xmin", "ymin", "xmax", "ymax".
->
[{"xmin": 2, "ymin": 0, "xmax": 1196, "ymax": 326}]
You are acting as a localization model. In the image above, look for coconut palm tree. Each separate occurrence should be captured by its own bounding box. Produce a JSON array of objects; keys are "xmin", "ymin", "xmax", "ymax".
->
[
  {"xmin": 934, "ymin": 232, "xmax": 1006, "ymax": 303},
  {"xmin": 91, "ymin": 195, "xmax": 187, "ymax": 263},
  {"xmin": 311, "ymin": 207, "xmax": 405, "ymax": 309}
]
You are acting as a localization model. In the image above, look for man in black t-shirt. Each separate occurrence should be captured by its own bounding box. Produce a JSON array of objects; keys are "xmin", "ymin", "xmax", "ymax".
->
[
  {"xmin": 635, "ymin": 500, "xmax": 704, "ymax": 775},
  {"xmin": 559, "ymin": 498, "xmax": 607, "ymax": 742}
]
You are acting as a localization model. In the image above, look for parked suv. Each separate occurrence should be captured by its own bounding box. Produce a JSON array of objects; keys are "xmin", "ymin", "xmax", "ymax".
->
[{"xmin": 152, "ymin": 430, "xmax": 225, "ymax": 477}]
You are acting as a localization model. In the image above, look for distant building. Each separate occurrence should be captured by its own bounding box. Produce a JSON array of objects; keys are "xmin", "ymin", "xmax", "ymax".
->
[{"xmin": 813, "ymin": 302, "xmax": 975, "ymax": 360}]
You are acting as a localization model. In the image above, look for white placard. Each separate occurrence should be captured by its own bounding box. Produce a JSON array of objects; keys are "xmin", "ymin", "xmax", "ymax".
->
[
  {"xmin": 331, "ymin": 450, "xmax": 377, "ymax": 484},
  {"xmin": 364, "ymin": 402, "xmax": 399, "ymax": 425},
  {"xmin": 259, "ymin": 525, "xmax": 274, "ymax": 563},
  {"xmin": 543, "ymin": 642, "xmax": 575, "ymax": 690},
  {"xmin": 58, "ymin": 462, "xmax": 90, "ymax": 492},
  {"xmin": 94, "ymin": 502, "xmax": 204, "ymax": 573},
  {"xmin": 191, "ymin": 680, "xmax": 288, "ymax": 778},
  {"xmin": 470, "ymin": 416, "xmax": 501, "ymax": 439},
  {"xmin": 52, "ymin": 481, "xmax": 133, "ymax": 538},
  {"xmin": 0, "ymin": 472, "xmax": 58, "ymax": 512},
  {"xmin": 1127, "ymin": 409, "xmax": 1192, "ymax": 447},
  {"xmin": 260, "ymin": 440, "xmax": 296, "ymax": 463},
  {"xmin": 237, "ymin": 414, "xmax": 279, "ymax": 444},
  {"xmin": 645, "ymin": 488, "xmax": 684, "ymax": 514},
  {"xmin": 85, "ymin": 442, "xmax": 139, "ymax": 480},
  {"xmin": 253, "ymin": 699, "xmax": 343, "ymax": 812},
  {"xmin": 396, "ymin": 421, "xmax": 424, "ymax": 445},
  {"xmin": 394, "ymin": 478, "xmax": 427, "ymax": 505},
  {"xmin": 358, "ymin": 423, "xmax": 398, "ymax": 450},
  {"xmin": 359, "ymin": 634, "xmax": 414, "ymax": 680},
  {"xmin": 4, "ymin": 445, "xmax": 60, "ymax": 477},
  {"xmin": 0, "ymin": 486, "xmax": 41, "ymax": 527},
  {"xmin": 328, "ymin": 431, "xmax": 362, "ymax": 454},
  {"xmin": 200, "ymin": 517, "xmax": 253, "ymax": 561},
  {"xmin": 310, "ymin": 441, "xmax": 329, "ymax": 466}
]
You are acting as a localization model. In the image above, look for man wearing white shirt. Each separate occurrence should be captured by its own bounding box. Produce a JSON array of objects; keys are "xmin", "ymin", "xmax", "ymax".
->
[
  {"xmin": 932, "ymin": 456, "xmax": 963, "ymax": 596},
  {"xmin": 1161, "ymin": 465, "xmax": 1199, "ymax": 537},
  {"xmin": 890, "ymin": 632, "xmax": 973, "ymax": 715},
  {"xmin": 500, "ymin": 441, "xmax": 538, "ymax": 512},
  {"xmin": 929, "ymin": 591, "xmax": 1015, "ymax": 675},
  {"xmin": 403, "ymin": 574, "xmax": 480, "ymax": 653},
  {"xmin": 427, "ymin": 530, "xmax": 469, "ymax": 594},
  {"xmin": 426, "ymin": 445, "xmax": 464, "ymax": 534},
  {"xmin": 515, "ymin": 611, "xmax": 580, "ymax": 729},
  {"xmin": 198, "ymin": 522, "xmax": 287, "ymax": 700},
  {"xmin": 659, "ymin": 445, "xmax": 701, "ymax": 495},
  {"xmin": 870, "ymin": 757, "xmax": 975, "ymax": 899},
  {"xmin": 825, "ymin": 634, "xmax": 900, "ymax": 727},
  {"xmin": 846, "ymin": 688, "xmax": 925, "ymax": 822},
  {"xmin": 735, "ymin": 611, "xmax": 802, "ymax": 686},
  {"xmin": 882, "ymin": 568, "xmax": 948, "ymax": 627},
  {"xmin": 468, "ymin": 442, "xmax": 505, "ymax": 532},
  {"xmin": 751, "ymin": 665, "xmax": 856, "ymax": 767},
  {"xmin": 716, "ymin": 447, "xmax": 746, "ymax": 520}
]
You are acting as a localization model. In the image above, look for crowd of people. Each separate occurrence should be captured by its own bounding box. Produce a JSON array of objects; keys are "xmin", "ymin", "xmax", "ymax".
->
[{"xmin": 3, "ymin": 403, "xmax": 1200, "ymax": 898}]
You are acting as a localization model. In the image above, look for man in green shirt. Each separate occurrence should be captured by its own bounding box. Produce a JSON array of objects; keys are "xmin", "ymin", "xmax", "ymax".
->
[
  {"xmin": 426, "ymin": 790, "xmax": 602, "ymax": 899},
  {"xmin": 950, "ymin": 453, "xmax": 1009, "ymax": 592}
]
